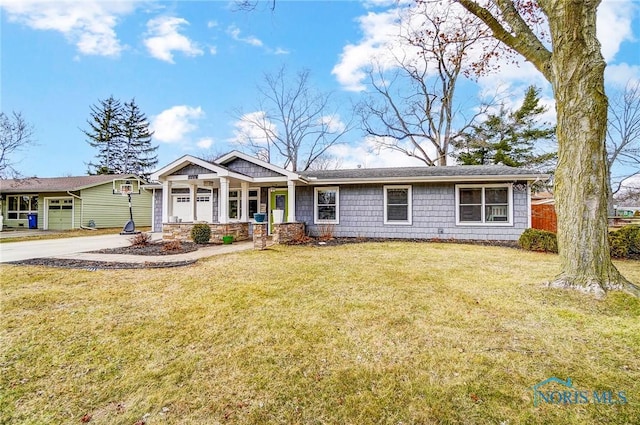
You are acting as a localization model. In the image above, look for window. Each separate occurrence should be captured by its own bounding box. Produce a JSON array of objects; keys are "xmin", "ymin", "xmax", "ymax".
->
[
  {"xmin": 314, "ymin": 187, "xmax": 339, "ymax": 224},
  {"xmin": 384, "ymin": 186, "xmax": 412, "ymax": 225},
  {"xmin": 228, "ymin": 190, "xmax": 240, "ymax": 220},
  {"xmin": 456, "ymin": 184, "xmax": 512, "ymax": 225},
  {"xmin": 7, "ymin": 195, "xmax": 38, "ymax": 219},
  {"xmin": 228, "ymin": 188, "xmax": 259, "ymax": 220},
  {"xmin": 248, "ymin": 189, "xmax": 259, "ymax": 218}
]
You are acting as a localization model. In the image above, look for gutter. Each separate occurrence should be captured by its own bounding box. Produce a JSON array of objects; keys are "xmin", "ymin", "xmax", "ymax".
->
[{"xmin": 67, "ymin": 191, "xmax": 83, "ymax": 230}]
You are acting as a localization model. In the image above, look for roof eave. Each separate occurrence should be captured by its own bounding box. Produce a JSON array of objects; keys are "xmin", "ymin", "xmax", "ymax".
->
[{"xmin": 305, "ymin": 173, "xmax": 548, "ymax": 185}]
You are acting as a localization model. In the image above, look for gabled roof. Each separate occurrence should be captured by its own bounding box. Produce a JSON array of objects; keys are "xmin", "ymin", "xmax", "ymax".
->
[
  {"xmin": 300, "ymin": 165, "xmax": 547, "ymax": 184},
  {"xmin": 215, "ymin": 150, "xmax": 301, "ymax": 180},
  {"xmin": 0, "ymin": 174, "xmax": 141, "ymax": 194},
  {"xmin": 150, "ymin": 155, "xmax": 248, "ymax": 181}
]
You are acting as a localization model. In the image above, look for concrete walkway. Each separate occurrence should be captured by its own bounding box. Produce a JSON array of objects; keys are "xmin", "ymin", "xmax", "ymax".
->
[
  {"xmin": 52, "ymin": 241, "xmax": 255, "ymax": 264},
  {"xmin": 0, "ymin": 233, "xmax": 255, "ymax": 264}
]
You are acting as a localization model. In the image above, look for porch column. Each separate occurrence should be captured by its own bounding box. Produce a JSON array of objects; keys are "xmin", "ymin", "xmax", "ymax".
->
[
  {"xmin": 162, "ymin": 180, "xmax": 172, "ymax": 223},
  {"xmin": 189, "ymin": 184, "xmax": 197, "ymax": 222},
  {"xmin": 240, "ymin": 181, "xmax": 249, "ymax": 222},
  {"xmin": 287, "ymin": 180, "xmax": 296, "ymax": 222},
  {"xmin": 218, "ymin": 177, "xmax": 229, "ymax": 224}
]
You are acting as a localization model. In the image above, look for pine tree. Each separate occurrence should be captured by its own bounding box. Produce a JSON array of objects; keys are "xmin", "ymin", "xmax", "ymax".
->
[
  {"xmin": 454, "ymin": 86, "xmax": 556, "ymax": 170},
  {"xmin": 84, "ymin": 96, "xmax": 123, "ymax": 175},
  {"xmin": 84, "ymin": 96, "xmax": 158, "ymax": 177},
  {"xmin": 120, "ymin": 98, "xmax": 157, "ymax": 178}
]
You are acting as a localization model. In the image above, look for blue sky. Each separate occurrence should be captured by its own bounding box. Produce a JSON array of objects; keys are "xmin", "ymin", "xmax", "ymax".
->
[{"xmin": 2, "ymin": 0, "xmax": 639, "ymax": 179}]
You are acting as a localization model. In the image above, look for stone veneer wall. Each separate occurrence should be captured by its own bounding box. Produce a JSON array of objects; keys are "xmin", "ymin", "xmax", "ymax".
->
[
  {"xmin": 253, "ymin": 223, "xmax": 268, "ymax": 250},
  {"xmin": 272, "ymin": 222, "xmax": 305, "ymax": 244},
  {"xmin": 163, "ymin": 222, "xmax": 249, "ymax": 243}
]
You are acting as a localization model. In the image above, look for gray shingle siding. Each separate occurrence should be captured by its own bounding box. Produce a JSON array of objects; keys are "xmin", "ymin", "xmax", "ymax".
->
[
  {"xmin": 171, "ymin": 164, "xmax": 214, "ymax": 176},
  {"xmin": 153, "ymin": 189, "xmax": 163, "ymax": 231},
  {"xmin": 296, "ymin": 183, "xmax": 528, "ymax": 241},
  {"xmin": 224, "ymin": 158, "xmax": 284, "ymax": 178}
]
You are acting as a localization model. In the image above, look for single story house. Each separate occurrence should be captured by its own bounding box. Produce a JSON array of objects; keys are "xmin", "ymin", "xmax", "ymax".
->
[
  {"xmin": 149, "ymin": 151, "xmax": 547, "ymax": 242},
  {"xmin": 0, "ymin": 175, "xmax": 152, "ymax": 230}
]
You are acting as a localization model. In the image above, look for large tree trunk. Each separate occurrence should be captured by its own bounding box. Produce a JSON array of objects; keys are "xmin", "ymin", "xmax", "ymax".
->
[{"xmin": 546, "ymin": 1, "xmax": 639, "ymax": 297}]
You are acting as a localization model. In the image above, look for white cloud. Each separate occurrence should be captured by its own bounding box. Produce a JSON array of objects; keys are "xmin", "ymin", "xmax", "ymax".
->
[
  {"xmin": 0, "ymin": 0, "xmax": 136, "ymax": 56},
  {"xmin": 332, "ymin": 9, "xmax": 404, "ymax": 91},
  {"xmin": 335, "ymin": 0, "xmax": 638, "ymax": 93},
  {"xmin": 196, "ymin": 138, "xmax": 214, "ymax": 149},
  {"xmin": 274, "ymin": 47, "xmax": 290, "ymax": 55},
  {"xmin": 227, "ymin": 25, "xmax": 263, "ymax": 47},
  {"xmin": 597, "ymin": 0, "xmax": 637, "ymax": 62},
  {"xmin": 144, "ymin": 16, "xmax": 204, "ymax": 63},
  {"xmin": 327, "ymin": 138, "xmax": 435, "ymax": 169},
  {"xmin": 606, "ymin": 63, "xmax": 640, "ymax": 88},
  {"xmin": 151, "ymin": 105, "xmax": 204, "ymax": 143},
  {"xmin": 229, "ymin": 111, "xmax": 275, "ymax": 146}
]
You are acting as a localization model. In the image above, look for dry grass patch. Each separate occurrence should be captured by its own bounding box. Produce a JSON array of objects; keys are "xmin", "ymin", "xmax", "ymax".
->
[
  {"xmin": 1, "ymin": 242, "xmax": 639, "ymax": 424},
  {"xmin": 0, "ymin": 227, "xmax": 151, "ymax": 243}
]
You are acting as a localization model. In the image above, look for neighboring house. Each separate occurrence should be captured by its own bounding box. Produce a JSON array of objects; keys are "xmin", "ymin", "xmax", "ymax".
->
[
  {"xmin": 0, "ymin": 175, "xmax": 151, "ymax": 230},
  {"xmin": 149, "ymin": 151, "xmax": 547, "ymax": 242}
]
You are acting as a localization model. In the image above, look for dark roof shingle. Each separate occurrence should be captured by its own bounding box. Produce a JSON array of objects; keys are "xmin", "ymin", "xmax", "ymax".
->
[
  {"xmin": 300, "ymin": 165, "xmax": 544, "ymax": 181},
  {"xmin": 0, "ymin": 174, "xmax": 138, "ymax": 193}
]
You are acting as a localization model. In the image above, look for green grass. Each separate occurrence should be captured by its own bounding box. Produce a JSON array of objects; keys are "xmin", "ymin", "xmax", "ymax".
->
[{"xmin": 1, "ymin": 242, "xmax": 639, "ymax": 424}]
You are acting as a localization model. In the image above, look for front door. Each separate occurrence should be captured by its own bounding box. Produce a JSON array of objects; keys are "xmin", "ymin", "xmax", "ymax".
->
[{"xmin": 269, "ymin": 189, "xmax": 288, "ymax": 233}]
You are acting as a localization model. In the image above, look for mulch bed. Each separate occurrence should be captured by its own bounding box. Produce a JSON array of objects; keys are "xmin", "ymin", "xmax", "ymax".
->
[
  {"xmin": 8, "ymin": 242, "xmax": 202, "ymax": 270},
  {"xmin": 89, "ymin": 241, "xmax": 200, "ymax": 256},
  {"xmin": 287, "ymin": 237, "xmax": 521, "ymax": 249},
  {"xmin": 9, "ymin": 258, "xmax": 197, "ymax": 270}
]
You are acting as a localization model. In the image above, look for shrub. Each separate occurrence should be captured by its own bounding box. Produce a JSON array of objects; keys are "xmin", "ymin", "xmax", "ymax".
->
[
  {"xmin": 518, "ymin": 228, "xmax": 558, "ymax": 253},
  {"xmin": 162, "ymin": 240, "xmax": 183, "ymax": 252},
  {"xmin": 129, "ymin": 232, "xmax": 152, "ymax": 247},
  {"xmin": 190, "ymin": 223, "xmax": 211, "ymax": 244},
  {"xmin": 317, "ymin": 224, "xmax": 335, "ymax": 241},
  {"xmin": 609, "ymin": 225, "xmax": 640, "ymax": 258}
]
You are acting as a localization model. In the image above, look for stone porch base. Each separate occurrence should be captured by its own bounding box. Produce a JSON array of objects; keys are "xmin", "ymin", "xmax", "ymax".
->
[{"xmin": 163, "ymin": 222, "xmax": 250, "ymax": 243}]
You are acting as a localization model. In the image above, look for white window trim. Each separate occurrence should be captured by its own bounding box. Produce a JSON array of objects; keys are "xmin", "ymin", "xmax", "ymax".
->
[
  {"xmin": 455, "ymin": 183, "xmax": 513, "ymax": 226},
  {"xmin": 384, "ymin": 185, "xmax": 412, "ymax": 225},
  {"xmin": 227, "ymin": 187, "xmax": 259, "ymax": 221},
  {"xmin": 7, "ymin": 194, "xmax": 38, "ymax": 220},
  {"xmin": 314, "ymin": 187, "xmax": 339, "ymax": 225},
  {"xmin": 43, "ymin": 196, "xmax": 74, "ymax": 230}
]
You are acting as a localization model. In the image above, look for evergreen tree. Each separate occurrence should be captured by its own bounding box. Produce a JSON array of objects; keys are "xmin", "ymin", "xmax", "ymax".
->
[
  {"xmin": 454, "ymin": 86, "xmax": 556, "ymax": 170},
  {"xmin": 120, "ymin": 98, "xmax": 157, "ymax": 178},
  {"xmin": 84, "ymin": 96, "xmax": 157, "ymax": 177},
  {"xmin": 84, "ymin": 96, "xmax": 123, "ymax": 175}
]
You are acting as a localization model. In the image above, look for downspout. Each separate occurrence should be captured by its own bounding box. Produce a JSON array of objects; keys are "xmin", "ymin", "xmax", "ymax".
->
[{"xmin": 67, "ymin": 191, "xmax": 83, "ymax": 230}]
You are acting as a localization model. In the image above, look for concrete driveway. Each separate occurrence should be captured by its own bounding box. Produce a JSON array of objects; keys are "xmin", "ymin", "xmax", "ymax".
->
[{"xmin": 0, "ymin": 233, "xmax": 163, "ymax": 263}]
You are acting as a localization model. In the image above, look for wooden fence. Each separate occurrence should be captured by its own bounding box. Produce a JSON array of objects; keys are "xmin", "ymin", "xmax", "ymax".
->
[{"xmin": 531, "ymin": 204, "xmax": 557, "ymax": 233}]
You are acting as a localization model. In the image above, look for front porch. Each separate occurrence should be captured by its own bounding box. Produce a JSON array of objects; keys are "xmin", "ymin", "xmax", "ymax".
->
[{"xmin": 150, "ymin": 152, "xmax": 305, "ymax": 242}]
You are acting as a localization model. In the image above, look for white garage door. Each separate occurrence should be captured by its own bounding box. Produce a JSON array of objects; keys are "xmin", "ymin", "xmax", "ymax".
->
[{"xmin": 172, "ymin": 195, "xmax": 212, "ymax": 222}]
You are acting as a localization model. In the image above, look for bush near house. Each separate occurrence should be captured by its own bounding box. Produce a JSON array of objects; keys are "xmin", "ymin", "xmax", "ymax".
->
[
  {"xmin": 190, "ymin": 223, "xmax": 211, "ymax": 244},
  {"xmin": 609, "ymin": 225, "xmax": 640, "ymax": 258},
  {"xmin": 518, "ymin": 228, "xmax": 558, "ymax": 253},
  {"xmin": 519, "ymin": 226, "xmax": 640, "ymax": 259}
]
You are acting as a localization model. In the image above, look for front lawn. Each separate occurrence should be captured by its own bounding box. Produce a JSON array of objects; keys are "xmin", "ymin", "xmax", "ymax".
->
[{"xmin": 1, "ymin": 242, "xmax": 639, "ymax": 424}]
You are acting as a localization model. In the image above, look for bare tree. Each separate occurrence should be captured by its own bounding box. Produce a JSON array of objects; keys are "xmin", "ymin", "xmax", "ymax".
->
[
  {"xmin": 358, "ymin": 3, "xmax": 493, "ymax": 166},
  {"xmin": 456, "ymin": 0, "xmax": 638, "ymax": 296},
  {"xmin": 233, "ymin": 67, "xmax": 354, "ymax": 172},
  {"xmin": 607, "ymin": 80, "xmax": 640, "ymax": 213},
  {"xmin": 0, "ymin": 111, "xmax": 35, "ymax": 179}
]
